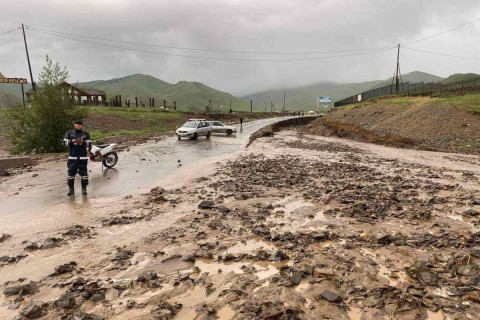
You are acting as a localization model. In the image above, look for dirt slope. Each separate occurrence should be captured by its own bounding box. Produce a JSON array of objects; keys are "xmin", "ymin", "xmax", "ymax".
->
[{"xmin": 302, "ymin": 96, "xmax": 480, "ymax": 154}]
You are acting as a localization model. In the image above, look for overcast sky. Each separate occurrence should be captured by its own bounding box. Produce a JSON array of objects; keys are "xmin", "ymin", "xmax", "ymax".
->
[{"xmin": 1, "ymin": 0, "xmax": 479, "ymax": 96}]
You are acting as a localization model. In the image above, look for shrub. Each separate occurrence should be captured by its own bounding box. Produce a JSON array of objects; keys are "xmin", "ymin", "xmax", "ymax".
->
[{"xmin": 6, "ymin": 56, "xmax": 87, "ymax": 153}]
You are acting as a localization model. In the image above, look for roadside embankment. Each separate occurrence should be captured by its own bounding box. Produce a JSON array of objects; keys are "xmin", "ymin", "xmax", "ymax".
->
[
  {"xmin": 248, "ymin": 116, "xmax": 319, "ymax": 147},
  {"xmin": 301, "ymin": 95, "xmax": 480, "ymax": 154}
]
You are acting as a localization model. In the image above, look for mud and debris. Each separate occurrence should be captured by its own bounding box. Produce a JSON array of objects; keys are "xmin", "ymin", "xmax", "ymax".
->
[{"xmin": 1, "ymin": 127, "xmax": 480, "ymax": 319}]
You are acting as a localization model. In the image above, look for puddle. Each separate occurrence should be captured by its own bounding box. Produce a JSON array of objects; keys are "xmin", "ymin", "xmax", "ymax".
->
[
  {"xmin": 256, "ymin": 265, "xmax": 280, "ymax": 280},
  {"xmin": 445, "ymin": 213, "xmax": 473, "ymax": 224},
  {"xmin": 30, "ymin": 286, "xmax": 64, "ymax": 302},
  {"xmin": 194, "ymin": 259, "xmax": 283, "ymax": 281},
  {"xmin": 253, "ymin": 280, "xmax": 270, "ymax": 293},
  {"xmin": 306, "ymin": 210, "xmax": 327, "ymax": 222},
  {"xmin": 427, "ymin": 310, "xmax": 445, "ymax": 320},
  {"xmin": 113, "ymin": 255, "xmax": 194, "ymax": 280},
  {"xmin": 295, "ymin": 281, "xmax": 311, "ymax": 292},
  {"xmin": 321, "ymin": 240, "xmax": 334, "ymax": 248},
  {"xmin": 217, "ymin": 306, "xmax": 236, "ymax": 319},
  {"xmin": 361, "ymin": 249, "xmax": 405, "ymax": 286},
  {"xmin": 227, "ymin": 239, "xmax": 276, "ymax": 254},
  {"xmin": 272, "ymin": 196, "xmax": 328, "ymax": 230},
  {"xmin": 347, "ymin": 307, "xmax": 362, "ymax": 320}
]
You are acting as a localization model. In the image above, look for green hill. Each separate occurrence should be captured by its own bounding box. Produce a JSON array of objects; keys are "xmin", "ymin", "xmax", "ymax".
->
[
  {"xmin": 441, "ymin": 73, "xmax": 480, "ymax": 84},
  {"xmin": 243, "ymin": 80, "xmax": 383, "ymax": 112},
  {"xmin": 370, "ymin": 71, "xmax": 444, "ymax": 89},
  {"xmin": 243, "ymin": 71, "xmax": 444, "ymax": 112},
  {"xmin": 0, "ymin": 83, "xmax": 31, "ymax": 107},
  {"xmin": 80, "ymin": 74, "xmax": 170, "ymax": 97},
  {"xmin": 80, "ymin": 74, "xmax": 250, "ymax": 112},
  {"xmin": 0, "ymin": 90, "xmax": 21, "ymax": 107}
]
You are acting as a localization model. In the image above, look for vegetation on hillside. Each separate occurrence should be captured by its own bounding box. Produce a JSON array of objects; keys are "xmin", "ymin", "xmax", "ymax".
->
[
  {"xmin": 441, "ymin": 73, "xmax": 480, "ymax": 84},
  {"xmin": 80, "ymin": 74, "xmax": 250, "ymax": 112}
]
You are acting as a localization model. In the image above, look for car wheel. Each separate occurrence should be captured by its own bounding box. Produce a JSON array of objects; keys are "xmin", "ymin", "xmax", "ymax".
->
[
  {"xmin": 206, "ymin": 131, "xmax": 211, "ymax": 138},
  {"xmin": 226, "ymin": 129, "xmax": 233, "ymax": 135},
  {"xmin": 192, "ymin": 133, "xmax": 198, "ymax": 140},
  {"xmin": 178, "ymin": 136, "xmax": 181, "ymax": 140}
]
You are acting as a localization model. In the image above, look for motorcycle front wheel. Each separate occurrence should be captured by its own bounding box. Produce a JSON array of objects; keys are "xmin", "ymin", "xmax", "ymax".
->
[{"xmin": 103, "ymin": 152, "xmax": 118, "ymax": 168}]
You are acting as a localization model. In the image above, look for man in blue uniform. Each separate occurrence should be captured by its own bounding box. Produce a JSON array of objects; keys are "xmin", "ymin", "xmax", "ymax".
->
[{"xmin": 63, "ymin": 120, "xmax": 91, "ymax": 195}]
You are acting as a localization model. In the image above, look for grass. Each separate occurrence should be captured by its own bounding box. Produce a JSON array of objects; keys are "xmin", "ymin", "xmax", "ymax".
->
[
  {"xmin": 89, "ymin": 107, "xmax": 187, "ymax": 122},
  {"xmin": 87, "ymin": 107, "xmax": 190, "ymax": 140},
  {"xmin": 336, "ymin": 93, "xmax": 480, "ymax": 113},
  {"xmin": 439, "ymin": 94, "xmax": 480, "ymax": 113}
]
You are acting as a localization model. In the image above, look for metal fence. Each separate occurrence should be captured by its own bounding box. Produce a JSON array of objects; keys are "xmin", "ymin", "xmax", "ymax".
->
[
  {"xmin": 104, "ymin": 96, "xmax": 230, "ymax": 113},
  {"xmin": 334, "ymin": 76, "xmax": 480, "ymax": 107}
]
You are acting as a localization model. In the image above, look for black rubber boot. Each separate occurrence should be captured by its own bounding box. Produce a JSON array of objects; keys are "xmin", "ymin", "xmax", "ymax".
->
[
  {"xmin": 67, "ymin": 179, "xmax": 75, "ymax": 196},
  {"xmin": 81, "ymin": 180, "xmax": 88, "ymax": 195}
]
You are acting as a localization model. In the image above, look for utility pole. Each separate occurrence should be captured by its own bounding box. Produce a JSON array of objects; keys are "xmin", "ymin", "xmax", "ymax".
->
[
  {"xmin": 264, "ymin": 101, "xmax": 266, "ymax": 113},
  {"xmin": 22, "ymin": 24, "xmax": 35, "ymax": 91},
  {"xmin": 21, "ymin": 84, "xmax": 25, "ymax": 107},
  {"xmin": 229, "ymin": 99, "xmax": 232, "ymax": 113},
  {"xmin": 395, "ymin": 44, "xmax": 400, "ymax": 93},
  {"xmin": 250, "ymin": 100, "xmax": 253, "ymax": 113},
  {"xmin": 283, "ymin": 90, "xmax": 286, "ymax": 113},
  {"xmin": 271, "ymin": 101, "xmax": 273, "ymax": 112}
]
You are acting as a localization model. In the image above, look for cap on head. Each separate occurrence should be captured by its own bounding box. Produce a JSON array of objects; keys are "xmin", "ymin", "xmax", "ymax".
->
[{"xmin": 74, "ymin": 120, "xmax": 83, "ymax": 125}]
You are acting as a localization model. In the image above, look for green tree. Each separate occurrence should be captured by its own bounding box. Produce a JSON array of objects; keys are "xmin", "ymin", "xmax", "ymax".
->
[{"xmin": 6, "ymin": 56, "xmax": 87, "ymax": 154}]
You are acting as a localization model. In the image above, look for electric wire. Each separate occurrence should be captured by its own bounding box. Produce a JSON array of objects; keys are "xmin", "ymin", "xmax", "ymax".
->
[
  {"xmin": 0, "ymin": 27, "xmax": 20, "ymax": 36},
  {"xmin": 403, "ymin": 47, "xmax": 480, "ymax": 61},
  {"xmin": 25, "ymin": 25, "xmax": 396, "ymax": 55},
  {"xmin": 26, "ymin": 28, "xmax": 396, "ymax": 62},
  {"xmin": 25, "ymin": 15, "xmax": 480, "ymax": 55},
  {"xmin": 402, "ymin": 16, "xmax": 480, "ymax": 45}
]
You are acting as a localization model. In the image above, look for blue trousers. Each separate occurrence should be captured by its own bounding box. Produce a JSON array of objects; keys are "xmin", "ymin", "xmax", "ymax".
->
[{"xmin": 67, "ymin": 159, "xmax": 88, "ymax": 185}]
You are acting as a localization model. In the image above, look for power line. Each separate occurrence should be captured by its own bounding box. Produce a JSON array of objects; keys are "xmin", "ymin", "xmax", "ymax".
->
[
  {"xmin": 22, "ymin": 15, "xmax": 480, "ymax": 57},
  {"xmin": 26, "ymin": 28, "xmax": 396, "ymax": 62},
  {"xmin": 403, "ymin": 47, "xmax": 480, "ymax": 61},
  {"xmin": 0, "ymin": 27, "xmax": 20, "ymax": 36},
  {"xmin": 26, "ymin": 25, "xmax": 395, "ymax": 55},
  {"xmin": 402, "ymin": 16, "xmax": 480, "ymax": 45}
]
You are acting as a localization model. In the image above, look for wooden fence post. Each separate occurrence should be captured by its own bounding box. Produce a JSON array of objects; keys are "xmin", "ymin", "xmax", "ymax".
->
[{"xmin": 174, "ymin": 101, "xmax": 177, "ymax": 110}]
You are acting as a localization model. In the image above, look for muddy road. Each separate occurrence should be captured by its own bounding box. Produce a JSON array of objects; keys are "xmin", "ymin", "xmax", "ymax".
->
[
  {"xmin": 0, "ymin": 117, "xmax": 289, "ymax": 218},
  {"xmin": 1, "ymin": 125, "xmax": 480, "ymax": 320}
]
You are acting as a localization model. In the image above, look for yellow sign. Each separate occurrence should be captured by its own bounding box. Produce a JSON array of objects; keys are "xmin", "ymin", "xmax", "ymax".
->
[{"xmin": 0, "ymin": 78, "xmax": 27, "ymax": 84}]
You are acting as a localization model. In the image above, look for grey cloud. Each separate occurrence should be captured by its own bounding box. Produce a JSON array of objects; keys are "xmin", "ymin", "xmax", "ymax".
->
[{"xmin": 1, "ymin": 0, "xmax": 479, "ymax": 96}]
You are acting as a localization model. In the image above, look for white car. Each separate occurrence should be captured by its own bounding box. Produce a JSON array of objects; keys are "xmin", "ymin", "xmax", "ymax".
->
[
  {"xmin": 208, "ymin": 121, "xmax": 237, "ymax": 135},
  {"xmin": 176, "ymin": 119, "xmax": 211, "ymax": 140}
]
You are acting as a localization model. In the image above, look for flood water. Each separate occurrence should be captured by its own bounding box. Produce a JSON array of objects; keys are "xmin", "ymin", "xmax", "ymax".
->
[{"xmin": 0, "ymin": 117, "xmax": 289, "ymax": 218}]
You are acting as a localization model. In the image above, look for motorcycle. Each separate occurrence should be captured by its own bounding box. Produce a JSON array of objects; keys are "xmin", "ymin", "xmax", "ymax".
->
[{"xmin": 87, "ymin": 142, "xmax": 118, "ymax": 168}]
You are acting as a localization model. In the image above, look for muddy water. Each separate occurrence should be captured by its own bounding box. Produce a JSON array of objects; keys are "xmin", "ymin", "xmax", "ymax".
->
[{"xmin": 0, "ymin": 117, "xmax": 290, "ymax": 218}]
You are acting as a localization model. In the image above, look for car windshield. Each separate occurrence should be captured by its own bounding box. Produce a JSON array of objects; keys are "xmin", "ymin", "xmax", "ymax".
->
[{"xmin": 182, "ymin": 121, "xmax": 198, "ymax": 128}]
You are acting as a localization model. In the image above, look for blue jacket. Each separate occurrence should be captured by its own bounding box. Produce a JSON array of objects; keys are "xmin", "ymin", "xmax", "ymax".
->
[{"xmin": 63, "ymin": 130, "xmax": 91, "ymax": 158}]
